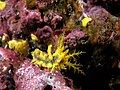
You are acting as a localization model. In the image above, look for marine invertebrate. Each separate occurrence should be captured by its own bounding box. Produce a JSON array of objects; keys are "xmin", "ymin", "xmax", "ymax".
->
[
  {"xmin": 82, "ymin": 17, "xmax": 92, "ymax": 27},
  {"xmin": 8, "ymin": 39, "xmax": 29, "ymax": 56},
  {"xmin": 32, "ymin": 35, "xmax": 84, "ymax": 73},
  {"xmin": 0, "ymin": 0, "xmax": 6, "ymax": 10},
  {"xmin": 31, "ymin": 33, "xmax": 39, "ymax": 41}
]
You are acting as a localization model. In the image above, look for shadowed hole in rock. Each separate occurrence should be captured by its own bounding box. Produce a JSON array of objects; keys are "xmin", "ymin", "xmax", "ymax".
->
[
  {"xmin": 44, "ymin": 85, "xmax": 52, "ymax": 90},
  {"xmin": 0, "ymin": 54, "xmax": 2, "ymax": 59}
]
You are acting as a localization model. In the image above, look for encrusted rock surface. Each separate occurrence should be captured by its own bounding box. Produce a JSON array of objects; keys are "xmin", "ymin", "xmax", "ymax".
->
[{"xmin": 14, "ymin": 60, "xmax": 74, "ymax": 90}]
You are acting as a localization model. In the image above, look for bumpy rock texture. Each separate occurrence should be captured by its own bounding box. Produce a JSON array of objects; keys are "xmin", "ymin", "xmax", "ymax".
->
[
  {"xmin": 14, "ymin": 60, "xmax": 74, "ymax": 90},
  {"xmin": 64, "ymin": 29, "xmax": 89, "ymax": 48},
  {"xmin": 0, "ymin": 0, "xmax": 120, "ymax": 90},
  {"xmin": 0, "ymin": 48, "xmax": 23, "ymax": 90}
]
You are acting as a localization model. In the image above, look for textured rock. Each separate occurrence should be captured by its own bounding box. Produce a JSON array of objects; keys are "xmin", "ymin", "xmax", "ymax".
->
[
  {"xmin": 0, "ymin": 47, "xmax": 23, "ymax": 90},
  {"xmin": 14, "ymin": 60, "xmax": 74, "ymax": 90},
  {"xmin": 86, "ymin": 0, "xmax": 120, "ymax": 17},
  {"xmin": 64, "ymin": 28, "xmax": 89, "ymax": 48}
]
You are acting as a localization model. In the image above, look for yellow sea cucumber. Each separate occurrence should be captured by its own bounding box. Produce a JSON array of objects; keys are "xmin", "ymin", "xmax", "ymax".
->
[{"xmin": 32, "ymin": 35, "xmax": 84, "ymax": 73}]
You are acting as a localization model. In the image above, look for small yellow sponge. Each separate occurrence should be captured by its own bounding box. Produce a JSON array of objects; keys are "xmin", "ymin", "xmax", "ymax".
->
[
  {"xmin": 31, "ymin": 34, "xmax": 39, "ymax": 41},
  {"xmin": 82, "ymin": 17, "xmax": 92, "ymax": 27},
  {"xmin": 8, "ymin": 40, "xmax": 29, "ymax": 56},
  {"xmin": 0, "ymin": 1, "xmax": 6, "ymax": 10}
]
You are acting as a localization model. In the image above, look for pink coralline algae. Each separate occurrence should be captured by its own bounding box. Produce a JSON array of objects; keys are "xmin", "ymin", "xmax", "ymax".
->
[
  {"xmin": 0, "ymin": 18, "xmax": 8, "ymax": 36},
  {"xmin": 64, "ymin": 29, "xmax": 89, "ymax": 48},
  {"xmin": 0, "ymin": 0, "xmax": 18, "ymax": 36},
  {"xmin": 0, "ymin": 0, "xmax": 120, "ymax": 90},
  {"xmin": 20, "ymin": 9, "xmax": 43, "ymax": 33},
  {"xmin": 0, "ymin": 47, "xmax": 23, "ymax": 90},
  {"xmin": 89, "ymin": 0, "xmax": 120, "ymax": 17},
  {"xmin": 42, "ymin": 11, "xmax": 63, "ymax": 30},
  {"xmin": 52, "ymin": 16, "xmax": 62, "ymax": 29},
  {"xmin": 85, "ymin": 6, "xmax": 112, "ymax": 22},
  {"xmin": 7, "ymin": 6, "xmax": 43, "ymax": 36},
  {"xmin": 0, "ymin": 47, "xmax": 23, "ymax": 69},
  {"xmin": 14, "ymin": 60, "xmax": 74, "ymax": 90},
  {"xmin": 0, "ymin": 0, "xmax": 64, "ymax": 39},
  {"xmin": 35, "ymin": 26, "xmax": 54, "ymax": 44},
  {"xmin": 83, "ymin": 5, "xmax": 117, "ymax": 44},
  {"xmin": 35, "ymin": 25, "xmax": 53, "ymax": 43}
]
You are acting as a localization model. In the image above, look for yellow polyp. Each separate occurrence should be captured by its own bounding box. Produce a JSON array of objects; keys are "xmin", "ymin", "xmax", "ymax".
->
[
  {"xmin": 37, "ymin": 61, "xmax": 43, "ymax": 66},
  {"xmin": 51, "ymin": 64, "xmax": 57, "ymax": 71},
  {"xmin": 82, "ymin": 17, "xmax": 92, "ymax": 27},
  {"xmin": 39, "ymin": 49, "xmax": 44, "ymax": 56},
  {"xmin": 47, "ymin": 45, "xmax": 53, "ymax": 60},
  {"xmin": 2, "ymin": 33, "xmax": 9, "ymax": 42},
  {"xmin": 43, "ymin": 54, "xmax": 48, "ymax": 60},
  {"xmin": 60, "ymin": 63, "xmax": 66, "ymax": 70},
  {"xmin": 47, "ymin": 45, "xmax": 52, "ymax": 55},
  {"xmin": 57, "ymin": 54, "xmax": 65, "ymax": 62},
  {"xmin": 48, "ymin": 55, "xmax": 53, "ymax": 60},
  {"xmin": 56, "ymin": 58, "xmax": 61, "ymax": 63},
  {"xmin": 33, "ymin": 59, "xmax": 43, "ymax": 66},
  {"xmin": 0, "ymin": 1, "xmax": 6, "ymax": 10},
  {"xmin": 8, "ymin": 40, "xmax": 16, "ymax": 49},
  {"xmin": 39, "ymin": 51, "xmax": 45, "ymax": 58},
  {"xmin": 53, "ymin": 49, "xmax": 59, "ymax": 56},
  {"xmin": 31, "ymin": 34, "xmax": 39, "ymax": 41},
  {"xmin": 42, "ymin": 62, "xmax": 46, "ymax": 67},
  {"xmin": 34, "ymin": 49, "xmax": 40, "ymax": 55},
  {"xmin": 46, "ymin": 63, "xmax": 52, "ymax": 69}
]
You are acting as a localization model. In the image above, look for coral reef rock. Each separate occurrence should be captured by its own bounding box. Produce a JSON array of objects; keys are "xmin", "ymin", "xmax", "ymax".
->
[{"xmin": 14, "ymin": 60, "xmax": 74, "ymax": 90}]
